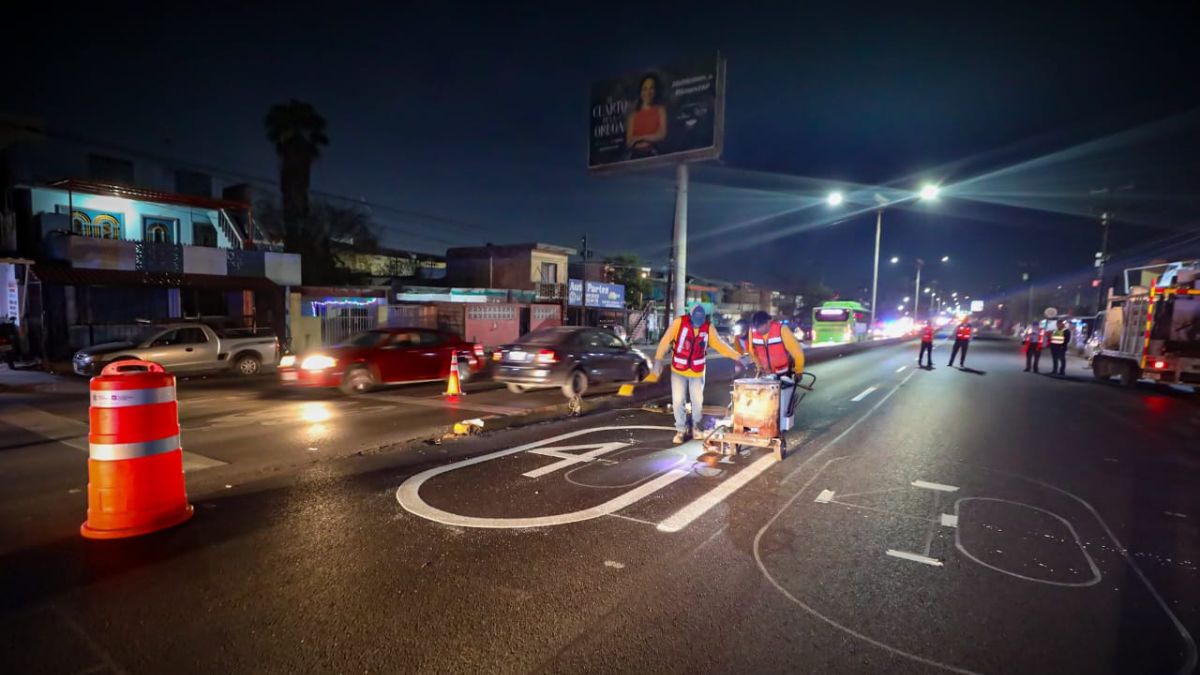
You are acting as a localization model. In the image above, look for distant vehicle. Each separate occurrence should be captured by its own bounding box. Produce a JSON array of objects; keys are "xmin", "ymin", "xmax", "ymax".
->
[
  {"xmin": 278, "ymin": 327, "xmax": 484, "ymax": 394},
  {"xmin": 811, "ymin": 301, "xmax": 871, "ymax": 345},
  {"xmin": 1090, "ymin": 262, "xmax": 1200, "ymax": 387},
  {"xmin": 493, "ymin": 326, "xmax": 651, "ymax": 396},
  {"xmin": 73, "ymin": 323, "xmax": 279, "ymax": 377}
]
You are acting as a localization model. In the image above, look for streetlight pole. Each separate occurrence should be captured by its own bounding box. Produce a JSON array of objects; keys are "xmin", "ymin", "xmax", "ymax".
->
[
  {"xmin": 913, "ymin": 259, "xmax": 923, "ymax": 320},
  {"xmin": 672, "ymin": 163, "xmax": 688, "ymax": 320},
  {"xmin": 870, "ymin": 209, "xmax": 882, "ymax": 329}
]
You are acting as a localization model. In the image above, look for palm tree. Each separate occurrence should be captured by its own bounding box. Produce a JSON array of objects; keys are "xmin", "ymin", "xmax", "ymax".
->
[{"xmin": 264, "ymin": 100, "xmax": 329, "ymax": 241}]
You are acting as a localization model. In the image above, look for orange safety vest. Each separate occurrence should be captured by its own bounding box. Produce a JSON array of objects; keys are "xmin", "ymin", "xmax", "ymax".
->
[
  {"xmin": 920, "ymin": 325, "xmax": 934, "ymax": 342},
  {"xmin": 750, "ymin": 322, "xmax": 792, "ymax": 374},
  {"xmin": 1024, "ymin": 328, "xmax": 1045, "ymax": 349},
  {"xmin": 956, "ymin": 324, "xmax": 972, "ymax": 340},
  {"xmin": 671, "ymin": 315, "xmax": 709, "ymax": 374}
]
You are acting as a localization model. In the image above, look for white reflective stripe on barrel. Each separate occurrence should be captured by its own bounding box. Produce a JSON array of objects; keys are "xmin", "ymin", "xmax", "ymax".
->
[
  {"xmin": 89, "ymin": 434, "xmax": 181, "ymax": 461},
  {"xmin": 90, "ymin": 386, "xmax": 176, "ymax": 408}
]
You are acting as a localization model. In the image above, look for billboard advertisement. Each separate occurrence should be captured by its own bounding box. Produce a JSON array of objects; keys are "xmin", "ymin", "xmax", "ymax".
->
[
  {"xmin": 588, "ymin": 55, "xmax": 725, "ymax": 171},
  {"xmin": 568, "ymin": 279, "xmax": 626, "ymax": 309}
]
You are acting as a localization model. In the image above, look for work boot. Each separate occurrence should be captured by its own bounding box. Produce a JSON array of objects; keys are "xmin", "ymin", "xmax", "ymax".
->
[{"xmin": 672, "ymin": 431, "xmax": 685, "ymax": 445}]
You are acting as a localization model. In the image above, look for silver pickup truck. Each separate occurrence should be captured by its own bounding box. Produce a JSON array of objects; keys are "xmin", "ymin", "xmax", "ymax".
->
[{"xmin": 73, "ymin": 323, "xmax": 279, "ymax": 377}]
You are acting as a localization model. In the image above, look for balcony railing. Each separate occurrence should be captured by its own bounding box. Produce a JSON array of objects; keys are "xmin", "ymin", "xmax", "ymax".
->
[{"xmin": 536, "ymin": 282, "xmax": 566, "ymax": 301}]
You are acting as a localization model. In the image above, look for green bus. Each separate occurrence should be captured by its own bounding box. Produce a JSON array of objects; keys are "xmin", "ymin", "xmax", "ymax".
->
[{"xmin": 811, "ymin": 301, "xmax": 872, "ymax": 344}]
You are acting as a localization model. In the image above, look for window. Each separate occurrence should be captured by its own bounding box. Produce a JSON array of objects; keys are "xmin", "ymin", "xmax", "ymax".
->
[
  {"xmin": 417, "ymin": 331, "xmax": 446, "ymax": 347},
  {"xmin": 341, "ymin": 331, "xmax": 387, "ymax": 347},
  {"xmin": 144, "ymin": 216, "xmax": 177, "ymax": 244},
  {"xmin": 578, "ymin": 330, "xmax": 623, "ymax": 350},
  {"xmin": 387, "ymin": 332, "xmax": 420, "ymax": 348},
  {"xmin": 539, "ymin": 262, "xmax": 558, "ymax": 284},
  {"xmin": 152, "ymin": 327, "xmax": 208, "ymax": 346},
  {"xmin": 193, "ymin": 221, "xmax": 218, "ymax": 247}
]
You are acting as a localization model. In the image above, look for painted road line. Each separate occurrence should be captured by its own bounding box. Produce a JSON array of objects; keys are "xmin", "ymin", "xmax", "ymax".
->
[
  {"xmin": 375, "ymin": 394, "xmax": 529, "ymax": 416},
  {"xmin": 850, "ymin": 386, "xmax": 878, "ymax": 402},
  {"xmin": 814, "ymin": 489, "xmax": 835, "ymax": 504},
  {"xmin": 657, "ymin": 454, "xmax": 777, "ymax": 533},
  {"xmin": 895, "ymin": 366, "xmax": 907, "ymax": 373},
  {"xmin": 0, "ymin": 404, "xmax": 225, "ymax": 471},
  {"xmin": 885, "ymin": 549, "xmax": 944, "ymax": 567},
  {"xmin": 940, "ymin": 513, "xmax": 958, "ymax": 528},
  {"xmin": 912, "ymin": 479, "xmax": 959, "ymax": 492},
  {"xmin": 522, "ymin": 442, "xmax": 627, "ymax": 478}
]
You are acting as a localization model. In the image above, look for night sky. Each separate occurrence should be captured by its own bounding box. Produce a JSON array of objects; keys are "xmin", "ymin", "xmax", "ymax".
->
[{"xmin": 9, "ymin": 2, "xmax": 1200, "ymax": 310}]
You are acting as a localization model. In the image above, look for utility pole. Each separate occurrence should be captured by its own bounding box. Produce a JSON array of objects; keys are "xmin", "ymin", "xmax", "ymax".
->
[
  {"xmin": 580, "ymin": 234, "xmax": 590, "ymax": 326},
  {"xmin": 913, "ymin": 259, "xmax": 924, "ymax": 321},
  {"xmin": 672, "ymin": 163, "xmax": 689, "ymax": 320},
  {"xmin": 1095, "ymin": 211, "xmax": 1110, "ymax": 312},
  {"xmin": 870, "ymin": 209, "xmax": 882, "ymax": 328},
  {"xmin": 1023, "ymin": 271, "xmax": 1033, "ymax": 324}
]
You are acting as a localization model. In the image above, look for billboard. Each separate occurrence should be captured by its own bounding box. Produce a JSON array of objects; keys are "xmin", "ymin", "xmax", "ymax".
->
[
  {"xmin": 568, "ymin": 279, "xmax": 626, "ymax": 309},
  {"xmin": 588, "ymin": 55, "xmax": 725, "ymax": 171}
]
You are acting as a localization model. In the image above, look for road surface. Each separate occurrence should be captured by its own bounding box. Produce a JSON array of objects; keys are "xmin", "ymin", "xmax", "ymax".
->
[{"xmin": 1, "ymin": 338, "xmax": 1197, "ymax": 674}]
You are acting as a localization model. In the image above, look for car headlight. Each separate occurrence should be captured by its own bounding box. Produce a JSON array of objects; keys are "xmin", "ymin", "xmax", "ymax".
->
[
  {"xmin": 279, "ymin": 355, "xmax": 296, "ymax": 368},
  {"xmin": 77, "ymin": 354, "xmax": 93, "ymax": 363},
  {"xmin": 300, "ymin": 354, "xmax": 337, "ymax": 371}
]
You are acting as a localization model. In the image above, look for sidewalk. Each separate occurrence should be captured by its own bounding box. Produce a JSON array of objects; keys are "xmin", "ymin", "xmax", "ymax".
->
[{"xmin": 0, "ymin": 365, "xmax": 89, "ymax": 394}]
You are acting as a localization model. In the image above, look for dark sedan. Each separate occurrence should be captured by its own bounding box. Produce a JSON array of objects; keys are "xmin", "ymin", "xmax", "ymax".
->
[{"xmin": 493, "ymin": 327, "xmax": 651, "ymax": 396}]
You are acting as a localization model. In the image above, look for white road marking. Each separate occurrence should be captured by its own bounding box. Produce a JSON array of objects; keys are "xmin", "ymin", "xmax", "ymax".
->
[
  {"xmin": 0, "ymin": 404, "xmax": 224, "ymax": 471},
  {"xmin": 657, "ymin": 455, "xmax": 776, "ymax": 533},
  {"xmin": 604, "ymin": 560, "xmax": 625, "ymax": 569},
  {"xmin": 895, "ymin": 366, "xmax": 907, "ymax": 373},
  {"xmin": 397, "ymin": 426, "xmax": 688, "ymax": 528},
  {"xmin": 953, "ymin": 498, "xmax": 1101, "ymax": 587},
  {"xmin": 885, "ymin": 549, "xmax": 943, "ymax": 567},
  {"xmin": 850, "ymin": 386, "xmax": 878, "ymax": 402},
  {"xmin": 522, "ymin": 442, "xmax": 627, "ymax": 478},
  {"xmin": 912, "ymin": 479, "xmax": 959, "ymax": 492},
  {"xmin": 940, "ymin": 513, "xmax": 958, "ymax": 528},
  {"xmin": 1164, "ymin": 512, "xmax": 1189, "ymax": 519},
  {"xmin": 814, "ymin": 489, "xmax": 835, "ymax": 504}
]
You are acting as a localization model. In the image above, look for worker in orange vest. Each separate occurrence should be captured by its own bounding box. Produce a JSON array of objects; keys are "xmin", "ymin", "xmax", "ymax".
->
[
  {"xmin": 746, "ymin": 311, "xmax": 807, "ymax": 432},
  {"xmin": 948, "ymin": 319, "xmax": 972, "ymax": 367},
  {"xmin": 653, "ymin": 304, "xmax": 743, "ymax": 444},
  {"xmin": 917, "ymin": 320, "xmax": 935, "ymax": 368},
  {"xmin": 1023, "ymin": 323, "xmax": 1046, "ymax": 373}
]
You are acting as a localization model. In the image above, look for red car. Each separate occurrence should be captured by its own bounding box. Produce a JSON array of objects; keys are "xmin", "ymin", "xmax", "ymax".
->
[{"xmin": 278, "ymin": 327, "xmax": 484, "ymax": 394}]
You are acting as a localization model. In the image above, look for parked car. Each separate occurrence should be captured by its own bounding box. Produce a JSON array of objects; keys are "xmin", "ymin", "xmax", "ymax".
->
[
  {"xmin": 493, "ymin": 326, "xmax": 651, "ymax": 396},
  {"xmin": 73, "ymin": 323, "xmax": 279, "ymax": 377},
  {"xmin": 278, "ymin": 327, "xmax": 484, "ymax": 394}
]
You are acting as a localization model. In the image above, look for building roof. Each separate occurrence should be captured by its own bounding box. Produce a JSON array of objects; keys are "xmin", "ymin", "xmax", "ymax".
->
[
  {"xmin": 447, "ymin": 242, "xmax": 576, "ymax": 258},
  {"xmin": 45, "ymin": 179, "xmax": 251, "ymax": 211}
]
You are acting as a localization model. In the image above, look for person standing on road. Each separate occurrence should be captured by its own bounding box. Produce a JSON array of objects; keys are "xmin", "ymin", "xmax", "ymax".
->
[
  {"xmin": 653, "ymin": 304, "xmax": 743, "ymax": 444},
  {"xmin": 948, "ymin": 319, "xmax": 972, "ymax": 367},
  {"xmin": 1023, "ymin": 322, "xmax": 1046, "ymax": 373},
  {"xmin": 747, "ymin": 311, "xmax": 807, "ymax": 433},
  {"xmin": 917, "ymin": 320, "xmax": 935, "ymax": 368},
  {"xmin": 1049, "ymin": 320, "xmax": 1071, "ymax": 376}
]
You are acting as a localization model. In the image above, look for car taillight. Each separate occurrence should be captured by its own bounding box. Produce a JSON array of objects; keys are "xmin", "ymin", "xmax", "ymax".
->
[
  {"xmin": 536, "ymin": 349, "xmax": 558, "ymax": 364},
  {"xmin": 473, "ymin": 344, "xmax": 484, "ymax": 358},
  {"xmin": 492, "ymin": 351, "xmax": 503, "ymax": 362},
  {"xmin": 1153, "ymin": 360, "xmax": 1167, "ymax": 369}
]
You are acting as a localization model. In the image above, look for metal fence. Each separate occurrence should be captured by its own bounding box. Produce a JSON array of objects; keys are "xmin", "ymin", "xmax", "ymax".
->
[{"xmin": 319, "ymin": 308, "xmax": 379, "ymax": 346}]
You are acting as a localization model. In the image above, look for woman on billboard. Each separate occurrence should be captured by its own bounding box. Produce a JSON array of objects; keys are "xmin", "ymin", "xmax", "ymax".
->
[{"xmin": 625, "ymin": 73, "xmax": 667, "ymax": 159}]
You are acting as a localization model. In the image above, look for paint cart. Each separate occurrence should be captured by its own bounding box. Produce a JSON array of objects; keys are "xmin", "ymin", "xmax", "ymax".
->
[{"xmin": 702, "ymin": 372, "xmax": 816, "ymax": 461}]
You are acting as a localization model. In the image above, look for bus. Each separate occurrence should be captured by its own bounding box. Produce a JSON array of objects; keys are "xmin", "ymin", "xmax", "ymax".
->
[{"xmin": 811, "ymin": 301, "xmax": 872, "ymax": 345}]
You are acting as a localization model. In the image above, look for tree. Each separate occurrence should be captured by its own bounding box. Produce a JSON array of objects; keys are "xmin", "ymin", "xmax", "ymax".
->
[
  {"xmin": 256, "ymin": 200, "xmax": 377, "ymax": 284},
  {"xmin": 604, "ymin": 254, "xmax": 653, "ymax": 309},
  {"xmin": 264, "ymin": 100, "xmax": 329, "ymax": 241}
]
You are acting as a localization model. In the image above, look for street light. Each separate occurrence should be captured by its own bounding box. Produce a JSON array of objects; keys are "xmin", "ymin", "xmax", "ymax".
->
[
  {"xmin": 941, "ymin": 255, "xmax": 950, "ymax": 262},
  {"xmin": 920, "ymin": 184, "xmax": 940, "ymax": 201},
  {"xmin": 897, "ymin": 304, "xmax": 904, "ymax": 311},
  {"xmin": 889, "ymin": 256, "xmax": 900, "ymax": 264},
  {"xmin": 903, "ymin": 296, "xmax": 910, "ymax": 302},
  {"xmin": 827, "ymin": 191, "xmax": 844, "ymax": 207}
]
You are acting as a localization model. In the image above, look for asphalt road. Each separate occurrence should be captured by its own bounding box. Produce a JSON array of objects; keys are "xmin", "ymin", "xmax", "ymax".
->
[{"xmin": 1, "ymin": 338, "xmax": 1197, "ymax": 674}]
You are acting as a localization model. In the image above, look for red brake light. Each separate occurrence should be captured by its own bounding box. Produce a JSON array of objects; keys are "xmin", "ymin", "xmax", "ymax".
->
[
  {"xmin": 1153, "ymin": 360, "xmax": 1167, "ymax": 369},
  {"xmin": 473, "ymin": 344, "xmax": 484, "ymax": 357},
  {"xmin": 535, "ymin": 349, "xmax": 558, "ymax": 364}
]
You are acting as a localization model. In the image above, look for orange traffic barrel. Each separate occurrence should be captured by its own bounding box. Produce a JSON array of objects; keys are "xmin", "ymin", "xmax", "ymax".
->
[{"xmin": 81, "ymin": 360, "xmax": 193, "ymax": 539}]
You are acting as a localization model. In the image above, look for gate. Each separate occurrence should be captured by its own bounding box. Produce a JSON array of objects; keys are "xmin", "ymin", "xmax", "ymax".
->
[
  {"xmin": 319, "ymin": 306, "xmax": 378, "ymax": 345},
  {"xmin": 386, "ymin": 304, "xmax": 438, "ymax": 329}
]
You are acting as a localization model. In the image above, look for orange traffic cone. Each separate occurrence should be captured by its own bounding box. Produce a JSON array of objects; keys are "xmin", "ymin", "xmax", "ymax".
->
[
  {"xmin": 443, "ymin": 351, "xmax": 463, "ymax": 397},
  {"xmin": 82, "ymin": 360, "xmax": 193, "ymax": 539}
]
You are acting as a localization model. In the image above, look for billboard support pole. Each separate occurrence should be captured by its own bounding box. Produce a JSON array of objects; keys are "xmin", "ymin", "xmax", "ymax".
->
[{"xmin": 672, "ymin": 162, "xmax": 688, "ymax": 320}]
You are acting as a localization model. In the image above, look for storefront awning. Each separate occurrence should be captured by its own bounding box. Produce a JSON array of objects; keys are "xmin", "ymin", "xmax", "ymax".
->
[{"xmin": 31, "ymin": 265, "xmax": 279, "ymax": 291}]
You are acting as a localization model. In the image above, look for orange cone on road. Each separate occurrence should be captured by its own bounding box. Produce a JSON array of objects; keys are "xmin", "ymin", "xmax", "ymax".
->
[
  {"xmin": 443, "ymin": 351, "xmax": 463, "ymax": 397},
  {"xmin": 81, "ymin": 360, "xmax": 193, "ymax": 539}
]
